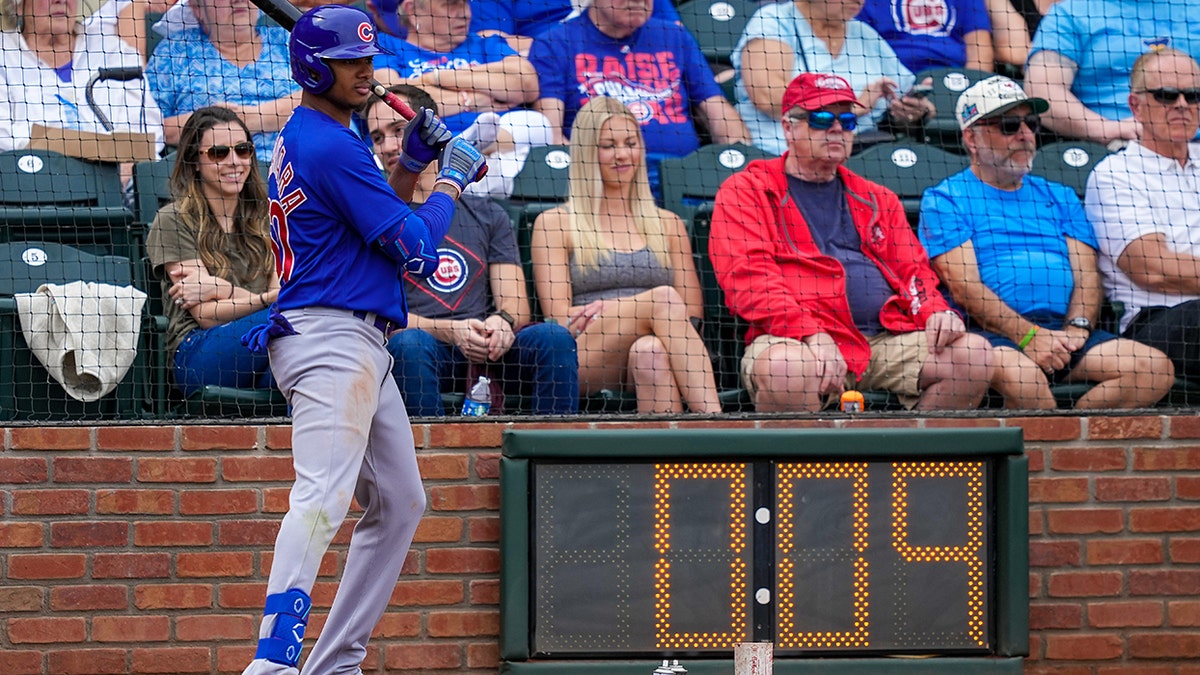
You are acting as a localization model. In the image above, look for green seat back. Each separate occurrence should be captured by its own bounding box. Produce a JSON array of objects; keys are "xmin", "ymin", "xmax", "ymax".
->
[
  {"xmin": 132, "ymin": 154, "xmax": 177, "ymax": 225},
  {"xmin": 0, "ymin": 149, "xmax": 136, "ymax": 265},
  {"xmin": 509, "ymin": 145, "xmax": 571, "ymax": 204},
  {"xmin": 844, "ymin": 141, "xmax": 969, "ymax": 227},
  {"xmin": 676, "ymin": 0, "xmax": 759, "ymax": 65},
  {"xmin": 0, "ymin": 241, "xmax": 149, "ymax": 421},
  {"xmin": 1031, "ymin": 140, "xmax": 1112, "ymax": 199},
  {"xmin": 912, "ymin": 67, "xmax": 997, "ymax": 151},
  {"xmin": 691, "ymin": 205, "xmax": 750, "ymax": 408},
  {"xmin": 659, "ymin": 142, "xmax": 775, "ymax": 222}
]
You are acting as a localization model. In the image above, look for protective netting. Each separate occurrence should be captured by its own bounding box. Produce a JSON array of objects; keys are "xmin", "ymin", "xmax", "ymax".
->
[{"xmin": 1, "ymin": 0, "xmax": 1197, "ymax": 420}]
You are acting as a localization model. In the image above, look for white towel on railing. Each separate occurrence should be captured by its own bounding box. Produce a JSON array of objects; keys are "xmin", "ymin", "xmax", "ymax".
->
[{"xmin": 15, "ymin": 281, "xmax": 146, "ymax": 402}]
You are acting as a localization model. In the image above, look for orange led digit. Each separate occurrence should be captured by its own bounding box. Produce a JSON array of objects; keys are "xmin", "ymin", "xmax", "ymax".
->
[
  {"xmin": 892, "ymin": 461, "xmax": 987, "ymax": 647},
  {"xmin": 776, "ymin": 462, "xmax": 870, "ymax": 649},
  {"xmin": 653, "ymin": 463, "xmax": 749, "ymax": 649}
]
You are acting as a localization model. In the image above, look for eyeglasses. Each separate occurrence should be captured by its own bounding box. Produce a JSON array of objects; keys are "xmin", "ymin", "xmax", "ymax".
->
[
  {"xmin": 977, "ymin": 113, "xmax": 1041, "ymax": 136},
  {"xmin": 790, "ymin": 111, "xmax": 859, "ymax": 131},
  {"xmin": 204, "ymin": 142, "xmax": 255, "ymax": 161},
  {"xmin": 1139, "ymin": 87, "xmax": 1200, "ymax": 105}
]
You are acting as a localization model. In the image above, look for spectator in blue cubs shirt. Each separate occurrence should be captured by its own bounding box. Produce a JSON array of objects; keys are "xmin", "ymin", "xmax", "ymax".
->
[
  {"xmin": 470, "ymin": 0, "xmax": 680, "ymax": 40},
  {"xmin": 856, "ymin": 0, "xmax": 995, "ymax": 74},
  {"xmin": 529, "ymin": 0, "xmax": 749, "ymax": 195}
]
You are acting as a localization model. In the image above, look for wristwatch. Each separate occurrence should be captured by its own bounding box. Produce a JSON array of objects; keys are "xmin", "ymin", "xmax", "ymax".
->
[
  {"xmin": 494, "ymin": 309, "xmax": 516, "ymax": 329},
  {"xmin": 1067, "ymin": 316, "xmax": 1093, "ymax": 332}
]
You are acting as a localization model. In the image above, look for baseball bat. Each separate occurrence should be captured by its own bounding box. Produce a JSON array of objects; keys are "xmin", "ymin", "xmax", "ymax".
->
[{"xmin": 249, "ymin": 0, "xmax": 417, "ymax": 120}]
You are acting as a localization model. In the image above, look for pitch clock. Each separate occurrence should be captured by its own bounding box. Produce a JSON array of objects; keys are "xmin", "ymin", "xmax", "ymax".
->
[{"xmin": 500, "ymin": 428, "xmax": 1028, "ymax": 674}]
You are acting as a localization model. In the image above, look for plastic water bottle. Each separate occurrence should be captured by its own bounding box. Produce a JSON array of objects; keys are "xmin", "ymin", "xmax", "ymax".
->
[{"xmin": 461, "ymin": 375, "xmax": 491, "ymax": 416}]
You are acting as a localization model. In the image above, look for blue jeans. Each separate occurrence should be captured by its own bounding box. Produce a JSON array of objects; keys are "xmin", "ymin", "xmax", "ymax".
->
[
  {"xmin": 387, "ymin": 322, "xmax": 578, "ymax": 416},
  {"xmin": 174, "ymin": 308, "xmax": 277, "ymax": 396}
]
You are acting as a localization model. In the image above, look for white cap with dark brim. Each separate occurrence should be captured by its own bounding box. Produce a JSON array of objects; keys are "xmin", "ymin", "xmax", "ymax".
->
[{"xmin": 956, "ymin": 75, "xmax": 1050, "ymax": 130}]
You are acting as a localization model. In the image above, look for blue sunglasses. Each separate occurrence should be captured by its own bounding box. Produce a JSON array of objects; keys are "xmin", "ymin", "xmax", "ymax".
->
[{"xmin": 796, "ymin": 111, "xmax": 859, "ymax": 131}]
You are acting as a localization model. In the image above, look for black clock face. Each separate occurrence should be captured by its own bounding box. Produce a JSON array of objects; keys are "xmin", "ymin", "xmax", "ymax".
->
[
  {"xmin": 501, "ymin": 428, "xmax": 1029, "ymax": 673},
  {"xmin": 530, "ymin": 460, "xmax": 989, "ymax": 656}
]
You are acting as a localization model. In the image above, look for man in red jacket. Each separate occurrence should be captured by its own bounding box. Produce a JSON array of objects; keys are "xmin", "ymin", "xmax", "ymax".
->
[{"xmin": 709, "ymin": 73, "xmax": 994, "ymax": 413}]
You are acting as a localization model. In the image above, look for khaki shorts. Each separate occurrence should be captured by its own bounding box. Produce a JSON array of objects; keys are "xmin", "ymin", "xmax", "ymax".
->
[{"xmin": 741, "ymin": 331, "xmax": 928, "ymax": 409}]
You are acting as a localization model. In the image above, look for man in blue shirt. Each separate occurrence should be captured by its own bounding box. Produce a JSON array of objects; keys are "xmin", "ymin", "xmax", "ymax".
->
[
  {"xmin": 919, "ymin": 75, "xmax": 1173, "ymax": 409},
  {"xmin": 529, "ymin": 0, "xmax": 749, "ymax": 193},
  {"xmin": 1024, "ymin": 0, "xmax": 1200, "ymax": 146}
]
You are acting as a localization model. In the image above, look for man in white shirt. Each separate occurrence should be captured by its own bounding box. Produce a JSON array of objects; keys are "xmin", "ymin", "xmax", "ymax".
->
[{"xmin": 1085, "ymin": 48, "xmax": 1200, "ymax": 381}]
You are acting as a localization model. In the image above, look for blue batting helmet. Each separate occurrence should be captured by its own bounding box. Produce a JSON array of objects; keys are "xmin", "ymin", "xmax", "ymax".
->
[{"xmin": 289, "ymin": 5, "xmax": 389, "ymax": 95}]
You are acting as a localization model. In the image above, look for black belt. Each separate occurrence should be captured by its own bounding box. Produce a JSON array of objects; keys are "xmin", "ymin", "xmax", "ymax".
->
[{"xmin": 353, "ymin": 310, "xmax": 399, "ymax": 336}]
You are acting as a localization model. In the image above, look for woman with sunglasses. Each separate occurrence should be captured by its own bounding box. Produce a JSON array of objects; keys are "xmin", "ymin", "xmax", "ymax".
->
[
  {"xmin": 531, "ymin": 96, "xmax": 721, "ymax": 414},
  {"xmin": 146, "ymin": 105, "xmax": 279, "ymax": 397}
]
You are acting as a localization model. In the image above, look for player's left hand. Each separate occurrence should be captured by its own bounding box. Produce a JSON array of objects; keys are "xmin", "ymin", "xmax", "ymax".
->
[
  {"xmin": 398, "ymin": 107, "xmax": 452, "ymax": 173},
  {"xmin": 435, "ymin": 138, "xmax": 488, "ymax": 192},
  {"xmin": 483, "ymin": 314, "xmax": 515, "ymax": 361},
  {"xmin": 925, "ymin": 311, "xmax": 965, "ymax": 354}
]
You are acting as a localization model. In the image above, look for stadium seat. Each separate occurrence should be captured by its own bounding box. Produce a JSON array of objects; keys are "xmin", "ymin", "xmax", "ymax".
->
[
  {"xmin": 1031, "ymin": 139, "xmax": 1112, "ymax": 199},
  {"xmin": 509, "ymin": 144, "xmax": 571, "ymax": 206},
  {"xmin": 676, "ymin": 0, "xmax": 759, "ymax": 66},
  {"xmin": 912, "ymin": 67, "xmax": 996, "ymax": 151},
  {"xmin": 132, "ymin": 154, "xmax": 178, "ymax": 316},
  {"xmin": 0, "ymin": 149, "xmax": 137, "ymax": 263},
  {"xmin": 690, "ymin": 205, "xmax": 753, "ymax": 412},
  {"xmin": 659, "ymin": 142, "xmax": 775, "ymax": 223},
  {"xmin": 179, "ymin": 385, "xmax": 289, "ymax": 418},
  {"xmin": 132, "ymin": 153, "xmax": 177, "ymax": 226},
  {"xmin": 510, "ymin": 145, "xmax": 572, "ymax": 322},
  {"xmin": 843, "ymin": 140, "xmax": 969, "ymax": 227},
  {"xmin": 0, "ymin": 241, "xmax": 152, "ymax": 421}
]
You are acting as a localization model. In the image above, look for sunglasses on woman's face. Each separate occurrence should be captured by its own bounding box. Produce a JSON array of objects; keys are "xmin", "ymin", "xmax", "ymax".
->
[
  {"xmin": 1141, "ymin": 87, "xmax": 1200, "ymax": 105},
  {"xmin": 801, "ymin": 110, "xmax": 859, "ymax": 132},
  {"xmin": 978, "ymin": 113, "xmax": 1041, "ymax": 136},
  {"xmin": 204, "ymin": 141, "xmax": 255, "ymax": 161}
]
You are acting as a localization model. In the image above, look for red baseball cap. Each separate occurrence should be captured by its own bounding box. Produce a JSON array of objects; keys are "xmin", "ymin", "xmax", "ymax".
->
[{"xmin": 781, "ymin": 73, "xmax": 863, "ymax": 115}]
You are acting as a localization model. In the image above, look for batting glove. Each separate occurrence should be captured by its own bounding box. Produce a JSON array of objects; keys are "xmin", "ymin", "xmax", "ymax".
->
[
  {"xmin": 398, "ymin": 107, "xmax": 452, "ymax": 173},
  {"xmin": 435, "ymin": 138, "xmax": 488, "ymax": 192}
]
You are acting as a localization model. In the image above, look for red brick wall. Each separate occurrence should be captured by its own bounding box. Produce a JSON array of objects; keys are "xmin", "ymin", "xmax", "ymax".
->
[{"xmin": 2, "ymin": 416, "xmax": 1199, "ymax": 675}]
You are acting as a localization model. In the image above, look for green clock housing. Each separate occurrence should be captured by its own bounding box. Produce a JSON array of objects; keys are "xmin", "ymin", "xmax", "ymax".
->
[{"xmin": 500, "ymin": 428, "xmax": 1028, "ymax": 674}]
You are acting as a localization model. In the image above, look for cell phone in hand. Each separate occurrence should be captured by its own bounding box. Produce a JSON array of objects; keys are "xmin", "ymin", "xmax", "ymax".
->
[{"xmin": 906, "ymin": 84, "xmax": 934, "ymax": 99}]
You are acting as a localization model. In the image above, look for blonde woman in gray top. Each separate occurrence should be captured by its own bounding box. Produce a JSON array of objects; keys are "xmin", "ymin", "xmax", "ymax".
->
[{"xmin": 531, "ymin": 96, "xmax": 720, "ymax": 414}]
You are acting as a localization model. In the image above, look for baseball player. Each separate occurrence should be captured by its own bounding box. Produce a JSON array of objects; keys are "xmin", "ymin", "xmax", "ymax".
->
[{"xmin": 239, "ymin": 5, "xmax": 486, "ymax": 674}]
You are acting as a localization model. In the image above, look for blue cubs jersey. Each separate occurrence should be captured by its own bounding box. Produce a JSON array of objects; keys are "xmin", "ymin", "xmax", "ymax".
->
[{"xmin": 268, "ymin": 106, "xmax": 429, "ymax": 325}]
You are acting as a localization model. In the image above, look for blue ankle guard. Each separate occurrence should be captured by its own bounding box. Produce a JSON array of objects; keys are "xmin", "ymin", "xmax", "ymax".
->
[{"xmin": 254, "ymin": 589, "xmax": 312, "ymax": 667}]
